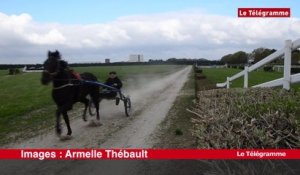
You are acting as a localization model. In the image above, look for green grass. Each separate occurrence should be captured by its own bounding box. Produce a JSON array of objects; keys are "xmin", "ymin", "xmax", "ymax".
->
[
  {"xmin": 0, "ymin": 73, "xmax": 52, "ymax": 128},
  {"xmin": 154, "ymin": 70, "xmax": 197, "ymax": 148},
  {"xmin": 0, "ymin": 65, "xmax": 184, "ymax": 145},
  {"xmin": 0, "ymin": 70, "xmax": 7, "ymax": 76},
  {"xmin": 202, "ymin": 68, "xmax": 300, "ymax": 90},
  {"xmin": 74, "ymin": 65, "xmax": 180, "ymax": 81}
]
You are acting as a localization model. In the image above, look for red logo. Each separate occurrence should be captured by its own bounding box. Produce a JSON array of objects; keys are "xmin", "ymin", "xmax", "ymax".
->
[{"xmin": 238, "ymin": 8, "xmax": 291, "ymax": 18}]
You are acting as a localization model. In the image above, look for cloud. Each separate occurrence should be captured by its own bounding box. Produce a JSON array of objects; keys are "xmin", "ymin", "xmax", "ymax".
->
[
  {"xmin": 0, "ymin": 11, "xmax": 299, "ymax": 64},
  {"xmin": 26, "ymin": 29, "xmax": 66, "ymax": 45}
]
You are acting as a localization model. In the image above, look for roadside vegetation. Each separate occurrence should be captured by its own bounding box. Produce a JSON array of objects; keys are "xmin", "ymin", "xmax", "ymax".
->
[
  {"xmin": 191, "ymin": 88, "xmax": 300, "ymax": 148},
  {"xmin": 190, "ymin": 67, "xmax": 300, "ymax": 149}
]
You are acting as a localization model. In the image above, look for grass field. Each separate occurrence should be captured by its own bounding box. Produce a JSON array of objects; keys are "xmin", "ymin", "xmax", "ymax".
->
[
  {"xmin": 202, "ymin": 68, "xmax": 300, "ymax": 89},
  {"xmin": 0, "ymin": 65, "xmax": 184, "ymax": 145},
  {"xmin": 0, "ymin": 70, "xmax": 7, "ymax": 76}
]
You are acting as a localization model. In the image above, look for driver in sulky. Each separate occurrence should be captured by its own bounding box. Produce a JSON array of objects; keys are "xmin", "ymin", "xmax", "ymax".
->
[
  {"xmin": 105, "ymin": 71, "xmax": 122, "ymax": 89},
  {"xmin": 100, "ymin": 71, "xmax": 123, "ymax": 105}
]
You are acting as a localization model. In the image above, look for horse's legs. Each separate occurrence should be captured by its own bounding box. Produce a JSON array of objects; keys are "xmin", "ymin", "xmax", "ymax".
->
[
  {"xmin": 62, "ymin": 110, "xmax": 72, "ymax": 136},
  {"xmin": 92, "ymin": 96, "xmax": 100, "ymax": 120},
  {"xmin": 56, "ymin": 109, "xmax": 62, "ymax": 135},
  {"xmin": 80, "ymin": 98, "xmax": 89, "ymax": 122}
]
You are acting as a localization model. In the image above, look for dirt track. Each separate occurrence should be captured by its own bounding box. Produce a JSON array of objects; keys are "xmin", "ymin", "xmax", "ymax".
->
[{"xmin": 5, "ymin": 66, "xmax": 191, "ymax": 148}]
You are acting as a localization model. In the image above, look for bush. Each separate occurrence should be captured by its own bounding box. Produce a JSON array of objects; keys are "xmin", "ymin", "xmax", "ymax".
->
[
  {"xmin": 191, "ymin": 88, "xmax": 300, "ymax": 148},
  {"xmin": 15, "ymin": 69, "xmax": 20, "ymax": 74},
  {"xmin": 8, "ymin": 68, "xmax": 14, "ymax": 75},
  {"xmin": 195, "ymin": 68, "xmax": 202, "ymax": 73},
  {"xmin": 8, "ymin": 68, "xmax": 21, "ymax": 75},
  {"xmin": 195, "ymin": 74, "xmax": 206, "ymax": 80},
  {"xmin": 263, "ymin": 66, "xmax": 273, "ymax": 72},
  {"xmin": 175, "ymin": 129, "xmax": 183, "ymax": 135},
  {"xmin": 291, "ymin": 67, "xmax": 300, "ymax": 74}
]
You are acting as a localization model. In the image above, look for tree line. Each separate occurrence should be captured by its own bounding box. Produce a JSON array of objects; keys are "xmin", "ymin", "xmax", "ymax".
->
[
  {"xmin": 221, "ymin": 47, "xmax": 300, "ymax": 65},
  {"xmin": 0, "ymin": 58, "xmax": 223, "ymax": 70}
]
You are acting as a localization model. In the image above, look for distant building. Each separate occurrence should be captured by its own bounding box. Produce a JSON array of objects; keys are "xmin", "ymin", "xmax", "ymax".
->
[
  {"xmin": 129, "ymin": 54, "xmax": 144, "ymax": 62},
  {"xmin": 105, "ymin": 59, "xmax": 110, "ymax": 63}
]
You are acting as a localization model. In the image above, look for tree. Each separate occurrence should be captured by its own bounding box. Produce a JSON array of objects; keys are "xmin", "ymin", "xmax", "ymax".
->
[
  {"xmin": 220, "ymin": 54, "xmax": 233, "ymax": 64},
  {"xmin": 231, "ymin": 51, "xmax": 248, "ymax": 64},
  {"xmin": 251, "ymin": 48, "xmax": 276, "ymax": 63},
  {"xmin": 220, "ymin": 51, "xmax": 248, "ymax": 64}
]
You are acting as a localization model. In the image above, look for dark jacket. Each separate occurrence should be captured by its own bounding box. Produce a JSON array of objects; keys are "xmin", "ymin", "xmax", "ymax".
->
[{"xmin": 105, "ymin": 77, "xmax": 122, "ymax": 89}]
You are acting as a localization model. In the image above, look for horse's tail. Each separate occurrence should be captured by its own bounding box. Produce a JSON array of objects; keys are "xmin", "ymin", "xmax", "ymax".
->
[{"xmin": 79, "ymin": 72, "xmax": 101, "ymax": 117}]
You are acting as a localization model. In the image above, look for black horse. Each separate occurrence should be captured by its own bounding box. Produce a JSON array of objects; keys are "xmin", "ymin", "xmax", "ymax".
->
[{"xmin": 41, "ymin": 50, "xmax": 100, "ymax": 138}]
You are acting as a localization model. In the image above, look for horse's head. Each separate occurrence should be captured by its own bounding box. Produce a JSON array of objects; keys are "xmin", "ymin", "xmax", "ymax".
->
[{"xmin": 41, "ymin": 50, "xmax": 66, "ymax": 85}]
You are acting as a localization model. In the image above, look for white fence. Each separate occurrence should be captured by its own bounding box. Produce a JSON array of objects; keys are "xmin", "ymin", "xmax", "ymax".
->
[
  {"xmin": 273, "ymin": 65, "xmax": 300, "ymax": 72},
  {"xmin": 217, "ymin": 39, "xmax": 300, "ymax": 90},
  {"xmin": 22, "ymin": 66, "xmax": 43, "ymax": 73}
]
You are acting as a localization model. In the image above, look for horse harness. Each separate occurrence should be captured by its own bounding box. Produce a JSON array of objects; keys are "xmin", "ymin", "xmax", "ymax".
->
[
  {"xmin": 52, "ymin": 83, "xmax": 74, "ymax": 90},
  {"xmin": 44, "ymin": 69, "xmax": 80, "ymax": 91}
]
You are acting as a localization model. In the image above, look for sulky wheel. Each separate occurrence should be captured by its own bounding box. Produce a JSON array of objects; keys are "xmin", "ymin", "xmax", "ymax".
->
[{"xmin": 124, "ymin": 96, "xmax": 131, "ymax": 117}]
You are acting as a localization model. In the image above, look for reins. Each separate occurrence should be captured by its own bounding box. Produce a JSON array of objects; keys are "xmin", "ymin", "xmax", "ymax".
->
[
  {"xmin": 43, "ymin": 59, "xmax": 84, "ymax": 90},
  {"xmin": 52, "ymin": 78, "xmax": 82, "ymax": 91},
  {"xmin": 53, "ymin": 83, "xmax": 74, "ymax": 90},
  {"xmin": 43, "ymin": 70, "xmax": 58, "ymax": 76},
  {"xmin": 43, "ymin": 67, "xmax": 79, "ymax": 90}
]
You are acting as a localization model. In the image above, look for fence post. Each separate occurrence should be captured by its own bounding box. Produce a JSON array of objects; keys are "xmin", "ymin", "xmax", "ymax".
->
[
  {"xmin": 226, "ymin": 77, "xmax": 230, "ymax": 88},
  {"xmin": 244, "ymin": 66, "xmax": 249, "ymax": 88},
  {"xmin": 283, "ymin": 40, "xmax": 292, "ymax": 90}
]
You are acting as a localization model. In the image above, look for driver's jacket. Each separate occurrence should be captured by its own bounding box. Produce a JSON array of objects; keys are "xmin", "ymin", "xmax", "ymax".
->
[{"xmin": 105, "ymin": 77, "xmax": 123, "ymax": 89}]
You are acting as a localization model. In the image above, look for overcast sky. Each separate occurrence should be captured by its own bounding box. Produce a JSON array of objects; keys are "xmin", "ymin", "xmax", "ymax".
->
[{"xmin": 0, "ymin": 0, "xmax": 299, "ymax": 64}]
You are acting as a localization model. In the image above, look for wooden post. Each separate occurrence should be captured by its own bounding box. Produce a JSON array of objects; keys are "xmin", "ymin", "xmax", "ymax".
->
[{"xmin": 283, "ymin": 40, "xmax": 292, "ymax": 90}]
